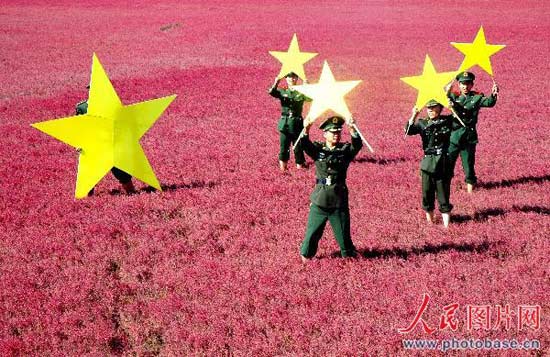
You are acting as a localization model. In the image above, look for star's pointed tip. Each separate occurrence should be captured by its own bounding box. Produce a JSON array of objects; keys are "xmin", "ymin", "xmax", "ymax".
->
[
  {"xmin": 146, "ymin": 179, "xmax": 162, "ymax": 192},
  {"xmin": 165, "ymin": 94, "xmax": 178, "ymax": 104}
]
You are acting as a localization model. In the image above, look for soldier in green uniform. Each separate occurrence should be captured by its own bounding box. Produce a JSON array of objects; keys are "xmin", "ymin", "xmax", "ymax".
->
[
  {"xmin": 298, "ymin": 116, "xmax": 363, "ymax": 261},
  {"xmin": 268, "ymin": 72, "xmax": 312, "ymax": 172},
  {"xmin": 75, "ymin": 96, "xmax": 135, "ymax": 195},
  {"xmin": 406, "ymin": 100, "xmax": 454, "ymax": 227},
  {"xmin": 447, "ymin": 71, "xmax": 499, "ymax": 193}
]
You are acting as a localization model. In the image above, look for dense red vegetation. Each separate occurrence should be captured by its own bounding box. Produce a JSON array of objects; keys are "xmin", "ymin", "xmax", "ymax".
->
[{"xmin": 0, "ymin": 1, "xmax": 548, "ymax": 355}]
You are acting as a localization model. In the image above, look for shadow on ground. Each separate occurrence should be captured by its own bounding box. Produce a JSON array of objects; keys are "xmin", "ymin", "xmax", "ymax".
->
[
  {"xmin": 324, "ymin": 240, "xmax": 496, "ymax": 260},
  {"xmin": 478, "ymin": 174, "xmax": 550, "ymax": 190},
  {"xmin": 354, "ymin": 156, "xmax": 409, "ymax": 165},
  {"xmin": 108, "ymin": 180, "xmax": 220, "ymax": 195}
]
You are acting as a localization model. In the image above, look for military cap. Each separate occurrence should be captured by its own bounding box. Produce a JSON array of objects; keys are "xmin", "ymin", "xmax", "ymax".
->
[
  {"xmin": 456, "ymin": 71, "xmax": 475, "ymax": 82},
  {"xmin": 285, "ymin": 71, "xmax": 299, "ymax": 78},
  {"xmin": 426, "ymin": 99, "xmax": 443, "ymax": 108},
  {"xmin": 320, "ymin": 116, "xmax": 345, "ymax": 132}
]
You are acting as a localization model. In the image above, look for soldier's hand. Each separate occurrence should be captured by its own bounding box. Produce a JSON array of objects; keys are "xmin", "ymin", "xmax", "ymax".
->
[
  {"xmin": 448, "ymin": 98, "xmax": 454, "ymax": 107},
  {"xmin": 409, "ymin": 107, "xmax": 420, "ymax": 125},
  {"xmin": 444, "ymin": 81, "xmax": 453, "ymax": 93},
  {"xmin": 492, "ymin": 82, "xmax": 499, "ymax": 96},
  {"xmin": 303, "ymin": 117, "xmax": 314, "ymax": 129},
  {"xmin": 346, "ymin": 116, "xmax": 356, "ymax": 127}
]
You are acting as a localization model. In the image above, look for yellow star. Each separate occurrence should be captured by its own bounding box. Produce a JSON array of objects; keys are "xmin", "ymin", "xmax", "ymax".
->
[
  {"xmin": 269, "ymin": 33, "xmax": 318, "ymax": 80},
  {"xmin": 400, "ymin": 55, "xmax": 457, "ymax": 108},
  {"xmin": 31, "ymin": 53, "xmax": 176, "ymax": 198},
  {"xmin": 451, "ymin": 26, "xmax": 506, "ymax": 76},
  {"xmin": 291, "ymin": 61, "xmax": 361, "ymax": 120}
]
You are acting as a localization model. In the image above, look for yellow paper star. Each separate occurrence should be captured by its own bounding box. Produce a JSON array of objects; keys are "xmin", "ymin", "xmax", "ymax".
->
[
  {"xmin": 400, "ymin": 55, "xmax": 457, "ymax": 108},
  {"xmin": 451, "ymin": 26, "xmax": 506, "ymax": 76},
  {"xmin": 291, "ymin": 61, "xmax": 361, "ymax": 120},
  {"xmin": 269, "ymin": 33, "xmax": 318, "ymax": 80},
  {"xmin": 32, "ymin": 53, "xmax": 176, "ymax": 198}
]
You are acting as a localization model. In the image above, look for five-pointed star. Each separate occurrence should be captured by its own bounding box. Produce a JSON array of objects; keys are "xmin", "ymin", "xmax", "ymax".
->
[
  {"xmin": 269, "ymin": 33, "xmax": 318, "ymax": 80},
  {"xmin": 451, "ymin": 26, "xmax": 506, "ymax": 76},
  {"xmin": 400, "ymin": 55, "xmax": 457, "ymax": 109},
  {"xmin": 291, "ymin": 61, "xmax": 361, "ymax": 120},
  {"xmin": 32, "ymin": 53, "xmax": 176, "ymax": 198}
]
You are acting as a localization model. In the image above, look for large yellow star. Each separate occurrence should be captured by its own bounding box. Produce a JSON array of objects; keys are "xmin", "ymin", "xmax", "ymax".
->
[
  {"xmin": 32, "ymin": 53, "xmax": 176, "ymax": 198},
  {"xmin": 400, "ymin": 55, "xmax": 457, "ymax": 108},
  {"xmin": 451, "ymin": 26, "xmax": 506, "ymax": 76},
  {"xmin": 291, "ymin": 60, "xmax": 361, "ymax": 120},
  {"xmin": 269, "ymin": 33, "xmax": 318, "ymax": 80}
]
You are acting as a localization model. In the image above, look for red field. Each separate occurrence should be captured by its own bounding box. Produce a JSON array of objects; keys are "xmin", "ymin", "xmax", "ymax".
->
[{"xmin": 1, "ymin": 1, "xmax": 548, "ymax": 355}]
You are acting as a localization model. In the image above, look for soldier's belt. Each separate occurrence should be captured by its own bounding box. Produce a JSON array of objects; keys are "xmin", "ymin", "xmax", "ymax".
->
[
  {"xmin": 316, "ymin": 177, "xmax": 343, "ymax": 185},
  {"xmin": 424, "ymin": 148, "xmax": 445, "ymax": 156}
]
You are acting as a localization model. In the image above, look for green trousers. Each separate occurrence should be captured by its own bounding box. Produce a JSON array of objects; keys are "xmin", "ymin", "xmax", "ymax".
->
[
  {"xmin": 421, "ymin": 171, "xmax": 453, "ymax": 213},
  {"xmin": 448, "ymin": 142, "xmax": 477, "ymax": 184},
  {"xmin": 300, "ymin": 203, "xmax": 356, "ymax": 258},
  {"xmin": 279, "ymin": 130, "xmax": 305, "ymax": 165}
]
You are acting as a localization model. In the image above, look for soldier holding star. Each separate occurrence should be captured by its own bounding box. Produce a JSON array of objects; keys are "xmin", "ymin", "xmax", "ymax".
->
[
  {"xmin": 406, "ymin": 99, "xmax": 454, "ymax": 228},
  {"xmin": 447, "ymin": 71, "xmax": 499, "ymax": 193},
  {"xmin": 75, "ymin": 91, "xmax": 135, "ymax": 196},
  {"xmin": 268, "ymin": 72, "xmax": 312, "ymax": 172},
  {"xmin": 298, "ymin": 115, "xmax": 363, "ymax": 261}
]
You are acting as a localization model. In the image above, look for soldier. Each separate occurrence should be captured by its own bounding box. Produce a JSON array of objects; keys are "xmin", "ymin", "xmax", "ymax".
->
[
  {"xmin": 447, "ymin": 71, "xmax": 499, "ymax": 193},
  {"xmin": 268, "ymin": 72, "xmax": 312, "ymax": 172},
  {"xmin": 298, "ymin": 116, "xmax": 363, "ymax": 261},
  {"xmin": 75, "ymin": 94, "xmax": 135, "ymax": 196},
  {"xmin": 406, "ymin": 100, "xmax": 454, "ymax": 227}
]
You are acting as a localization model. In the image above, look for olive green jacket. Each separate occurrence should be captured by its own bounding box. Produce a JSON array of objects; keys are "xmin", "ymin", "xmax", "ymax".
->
[
  {"xmin": 406, "ymin": 115, "xmax": 453, "ymax": 175},
  {"xmin": 448, "ymin": 91, "xmax": 497, "ymax": 145},
  {"xmin": 269, "ymin": 86, "xmax": 311, "ymax": 134},
  {"xmin": 300, "ymin": 133, "xmax": 363, "ymax": 208}
]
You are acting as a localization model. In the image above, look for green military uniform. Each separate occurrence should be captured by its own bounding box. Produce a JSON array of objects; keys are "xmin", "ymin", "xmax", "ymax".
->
[
  {"xmin": 268, "ymin": 78, "xmax": 311, "ymax": 165},
  {"xmin": 299, "ymin": 117, "xmax": 363, "ymax": 258},
  {"xmin": 75, "ymin": 100, "xmax": 132, "ymax": 186},
  {"xmin": 447, "ymin": 71, "xmax": 497, "ymax": 184},
  {"xmin": 406, "ymin": 100, "xmax": 454, "ymax": 213}
]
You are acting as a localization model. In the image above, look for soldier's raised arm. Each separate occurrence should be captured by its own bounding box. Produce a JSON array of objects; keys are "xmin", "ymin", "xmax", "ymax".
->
[
  {"xmin": 479, "ymin": 82, "xmax": 499, "ymax": 107},
  {"xmin": 268, "ymin": 77, "xmax": 282, "ymax": 97},
  {"xmin": 405, "ymin": 107, "xmax": 421, "ymax": 136},
  {"xmin": 299, "ymin": 117, "xmax": 319, "ymax": 159},
  {"xmin": 345, "ymin": 117, "xmax": 362, "ymax": 158}
]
